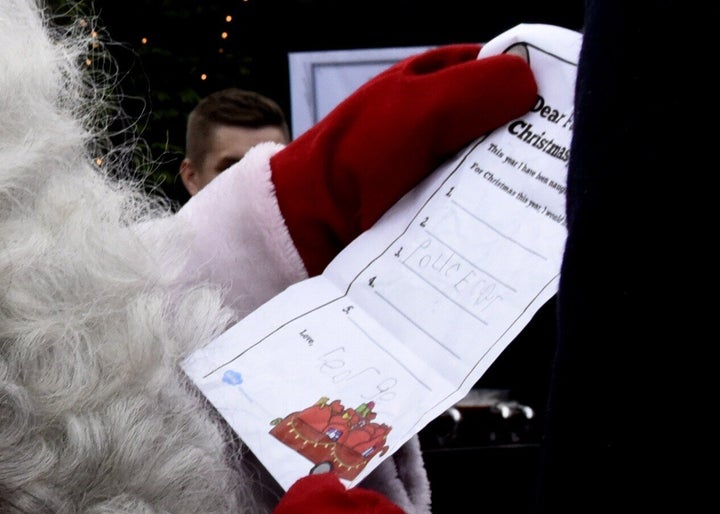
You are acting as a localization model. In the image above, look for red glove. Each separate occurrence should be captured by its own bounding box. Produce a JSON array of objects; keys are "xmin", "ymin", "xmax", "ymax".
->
[
  {"xmin": 271, "ymin": 44, "xmax": 537, "ymax": 275},
  {"xmin": 274, "ymin": 473, "xmax": 405, "ymax": 514}
]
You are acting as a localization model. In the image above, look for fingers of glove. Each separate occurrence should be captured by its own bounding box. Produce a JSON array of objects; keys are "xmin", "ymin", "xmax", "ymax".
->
[
  {"xmin": 338, "ymin": 52, "xmax": 536, "ymax": 158},
  {"xmin": 336, "ymin": 52, "xmax": 536, "ymax": 175},
  {"xmin": 414, "ymin": 53, "xmax": 537, "ymax": 151},
  {"xmin": 337, "ymin": 52, "xmax": 536, "ymax": 236},
  {"xmin": 401, "ymin": 43, "xmax": 483, "ymax": 75},
  {"xmin": 361, "ymin": 43, "xmax": 482, "ymax": 84}
]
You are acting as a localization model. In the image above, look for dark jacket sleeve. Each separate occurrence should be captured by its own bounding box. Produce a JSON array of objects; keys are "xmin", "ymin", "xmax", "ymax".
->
[{"xmin": 535, "ymin": 1, "xmax": 705, "ymax": 511}]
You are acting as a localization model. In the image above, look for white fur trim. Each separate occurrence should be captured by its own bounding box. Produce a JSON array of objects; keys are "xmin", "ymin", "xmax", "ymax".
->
[
  {"xmin": 360, "ymin": 435, "xmax": 432, "ymax": 513},
  {"xmin": 177, "ymin": 142, "xmax": 308, "ymax": 318}
]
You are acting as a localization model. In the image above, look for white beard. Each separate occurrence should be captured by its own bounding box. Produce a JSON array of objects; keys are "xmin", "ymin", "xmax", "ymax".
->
[{"xmin": 0, "ymin": 1, "xmax": 266, "ymax": 511}]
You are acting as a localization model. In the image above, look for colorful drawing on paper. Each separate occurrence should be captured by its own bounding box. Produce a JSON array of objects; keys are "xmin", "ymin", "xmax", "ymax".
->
[{"xmin": 269, "ymin": 397, "xmax": 392, "ymax": 480}]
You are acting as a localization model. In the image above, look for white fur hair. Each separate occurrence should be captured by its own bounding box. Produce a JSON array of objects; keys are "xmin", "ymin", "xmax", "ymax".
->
[{"xmin": 0, "ymin": 1, "xmax": 267, "ymax": 511}]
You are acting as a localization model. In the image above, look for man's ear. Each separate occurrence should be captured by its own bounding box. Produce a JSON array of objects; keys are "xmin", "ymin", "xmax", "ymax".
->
[{"xmin": 179, "ymin": 158, "xmax": 201, "ymax": 196}]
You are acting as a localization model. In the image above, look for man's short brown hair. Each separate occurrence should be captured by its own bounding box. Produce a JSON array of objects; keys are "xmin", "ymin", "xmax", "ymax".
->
[{"xmin": 185, "ymin": 88, "xmax": 290, "ymax": 166}]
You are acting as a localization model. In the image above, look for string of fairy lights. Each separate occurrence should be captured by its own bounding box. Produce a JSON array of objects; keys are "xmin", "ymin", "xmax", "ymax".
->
[
  {"xmin": 73, "ymin": 0, "xmax": 256, "ymax": 173},
  {"xmin": 136, "ymin": 3, "xmax": 249, "ymax": 84},
  {"xmin": 76, "ymin": 1, "xmax": 253, "ymax": 80}
]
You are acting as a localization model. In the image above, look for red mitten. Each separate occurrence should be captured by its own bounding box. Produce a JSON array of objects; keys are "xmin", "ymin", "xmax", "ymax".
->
[
  {"xmin": 271, "ymin": 44, "xmax": 537, "ymax": 275},
  {"xmin": 274, "ymin": 473, "xmax": 404, "ymax": 514}
]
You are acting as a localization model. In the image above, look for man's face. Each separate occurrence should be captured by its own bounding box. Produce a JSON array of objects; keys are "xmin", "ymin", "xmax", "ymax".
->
[{"xmin": 181, "ymin": 124, "xmax": 288, "ymax": 196}]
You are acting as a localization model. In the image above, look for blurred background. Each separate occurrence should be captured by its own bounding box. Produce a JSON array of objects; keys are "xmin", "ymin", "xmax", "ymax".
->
[{"xmin": 48, "ymin": 0, "xmax": 584, "ymax": 207}]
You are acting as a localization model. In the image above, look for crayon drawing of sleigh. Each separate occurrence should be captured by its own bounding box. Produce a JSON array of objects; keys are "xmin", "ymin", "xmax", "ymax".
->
[{"xmin": 270, "ymin": 396, "xmax": 392, "ymax": 480}]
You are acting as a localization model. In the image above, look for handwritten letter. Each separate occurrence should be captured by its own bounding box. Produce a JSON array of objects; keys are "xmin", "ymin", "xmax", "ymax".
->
[{"xmin": 182, "ymin": 24, "xmax": 582, "ymax": 490}]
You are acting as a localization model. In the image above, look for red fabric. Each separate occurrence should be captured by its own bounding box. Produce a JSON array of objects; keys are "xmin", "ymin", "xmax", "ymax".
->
[
  {"xmin": 274, "ymin": 473, "xmax": 405, "ymax": 514},
  {"xmin": 271, "ymin": 44, "xmax": 537, "ymax": 275}
]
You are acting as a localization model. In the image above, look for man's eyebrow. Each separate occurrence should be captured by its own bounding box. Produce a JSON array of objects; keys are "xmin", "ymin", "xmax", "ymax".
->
[{"xmin": 216, "ymin": 155, "xmax": 244, "ymax": 172}]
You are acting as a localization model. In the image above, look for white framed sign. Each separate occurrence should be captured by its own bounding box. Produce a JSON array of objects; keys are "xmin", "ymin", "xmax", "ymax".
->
[{"xmin": 288, "ymin": 46, "xmax": 432, "ymax": 138}]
